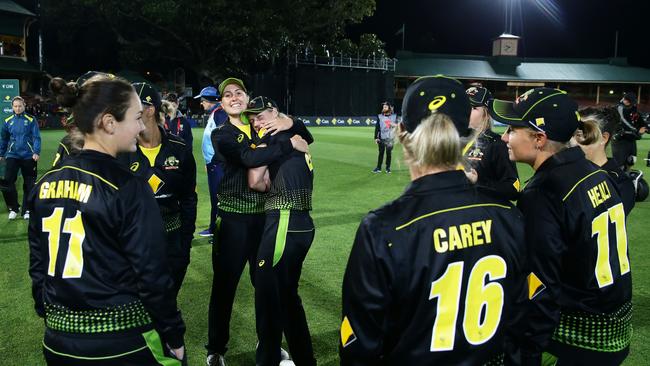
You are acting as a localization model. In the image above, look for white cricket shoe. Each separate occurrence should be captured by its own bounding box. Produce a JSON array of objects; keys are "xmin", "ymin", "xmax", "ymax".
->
[
  {"xmin": 8, "ymin": 210, "xmax": 17, "ymax": 220},
  {"xmin": 206, "ymin": 353, "xmax": 225, "ymax": 366},
  {"xmin": 280, "ymin": 347, "xmax": 291, "ymax": 361}
]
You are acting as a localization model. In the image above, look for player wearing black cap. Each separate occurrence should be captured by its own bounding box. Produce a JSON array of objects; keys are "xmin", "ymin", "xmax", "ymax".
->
[
  {"xmin": 30, "ymin": 75, "xmax": 186, "ymax": 365},
  {"xmin": 244, "ymin": 96, "xmax": 316, "ymax": 366},
  {"xmin": 121, "ymin": 82, "xmax": 197, "ymax": 299},
  {"xmin": 340, "ymin": 75, "xmax": 526, "ymax": 365},
  {"xmin": 206, "ymin": 78, "xmax": 309, "ymax": 366},
  {"xmin": 465, "ymin": 86, "xmax": 519, "ymax": 200},
  {"xmin": 489, "ymin": 88, "xmax": 631, "ymax": 365}
]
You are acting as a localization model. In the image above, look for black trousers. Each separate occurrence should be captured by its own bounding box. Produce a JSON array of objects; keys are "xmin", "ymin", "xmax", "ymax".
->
[
  {"xmin": 42, "ymin": 327, "xmax": 185, "ymax": 366},
  {"xmin": 206, "ymin": 162, "xmax": 224, "ymax": 232},
  {"xmin": 255, "ymin": 210, "xmax": 316, "ymax": 366},
  {"xmin": 376, "ymin": 140, "xmax": 393, "ymax": 170},
  {"xmin": 166, "ymin": 229, "xmax": 191, "ymax": 300},
  {"xmin": 611, "ymin": 138, "xmax": 637, "ymax": 170},
  {"xmin": 1, "ymin": 157, "xmax": 37, "ymax": 213},
  {"xmin": 206, "ymin": 211, "xmax": 265, "ymax": 355}
]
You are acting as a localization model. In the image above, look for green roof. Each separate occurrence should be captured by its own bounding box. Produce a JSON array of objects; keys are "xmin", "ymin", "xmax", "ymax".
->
[
  {"xmin": 0, "ymin": 57, "xmax": 40, "ymax": 73},
  {"xmin": 0, "ymin": 0, "xmax": 35, "ymax": 16},
  {"xmin": 396, "ymin": 51, "xmax": 650, "ymax": 84}
]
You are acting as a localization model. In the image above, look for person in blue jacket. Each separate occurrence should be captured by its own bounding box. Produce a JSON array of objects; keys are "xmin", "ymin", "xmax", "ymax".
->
[
  {"xmin": 196, "ymin": 86, "xmax": 228, "ymax": 237},
  {"xmin": 0, "ymin": 96, "xmax": 41, "ymax": 220}
]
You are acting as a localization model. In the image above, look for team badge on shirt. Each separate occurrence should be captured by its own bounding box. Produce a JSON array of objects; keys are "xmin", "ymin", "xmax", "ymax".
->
[
  {"xmin": 163, "ymin": 156, "xmax": 180, "ymax": 170},
  {"xmin": 340, "ymin": 316, "xmax": 357, "ymax": 348}
]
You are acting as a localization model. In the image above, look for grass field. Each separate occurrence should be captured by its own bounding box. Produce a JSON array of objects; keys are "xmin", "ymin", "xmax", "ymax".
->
[{"xmin": 1, "ymin": 127, "xmax": 649, "ymax": 365}]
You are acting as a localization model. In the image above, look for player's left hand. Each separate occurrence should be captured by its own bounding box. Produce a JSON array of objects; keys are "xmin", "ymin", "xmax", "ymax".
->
[
  {"xmin": 33, "ymin": 154, "xmax": 40, "ymax": 162},
  {"xmin": 262, "ymin": 115, "xmax": 293, "ymax": 136}
]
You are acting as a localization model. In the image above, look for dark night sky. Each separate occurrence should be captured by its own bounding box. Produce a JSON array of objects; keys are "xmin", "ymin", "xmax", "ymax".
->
[{"xmin": 351, "ymin": 0, "xmax": 650, "ymax": 69}]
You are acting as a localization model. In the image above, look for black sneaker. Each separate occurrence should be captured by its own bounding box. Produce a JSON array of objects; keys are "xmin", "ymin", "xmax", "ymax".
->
[
  {"xmin": 372, "ymin": 168, "xmax": 381, "ymax": 173},
  {"xmin": 386, "ymin": 168, "xmax": 391, "ymax": 173}
]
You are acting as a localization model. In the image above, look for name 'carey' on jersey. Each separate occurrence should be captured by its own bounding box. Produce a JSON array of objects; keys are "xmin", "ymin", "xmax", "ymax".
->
[
  {"xmin": 39, "ymin": 180, "xmax": 93, "ymax": 203},
  {"xmin": 433, "ymin": 219, "xmax": 493, "ymax": 254}
]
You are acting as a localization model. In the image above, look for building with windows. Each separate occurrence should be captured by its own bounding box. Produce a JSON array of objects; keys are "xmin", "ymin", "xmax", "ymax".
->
[
  {"xmin": 0, "ymin": 0, "xmax": 40, "ymax": 92},
  {"xmin": 395, "ymin": 34, "xmax": 650, "ymax": 111}
]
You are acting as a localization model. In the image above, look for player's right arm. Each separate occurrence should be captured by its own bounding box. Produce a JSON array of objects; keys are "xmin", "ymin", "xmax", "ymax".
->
[
  {"xmin": 510, "ymin": 188, "xmax": 566, "ymax": 364},
  {"xmin": 340, "ymin": 213, "xmax": 392, "ymax": 365},
  {"xmin": 212, "ymin": 126, "xmax": 292, "ymax": 168},
  {"xmin": 116, "ymin": 178, "xmax": 186, "ymax": 349},
  {"xmin": 374, "ymin": 116, "xmax": 380, "ymax": 142},
  {"xmin": 248, "ymin": 166, "xmax": 269, "ymax": 192}
]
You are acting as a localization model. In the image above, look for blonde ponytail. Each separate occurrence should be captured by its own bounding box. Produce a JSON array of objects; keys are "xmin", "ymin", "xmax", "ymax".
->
[{"xmin": 399, "ymin": 112, "xmax": 462, "ymax": 170}]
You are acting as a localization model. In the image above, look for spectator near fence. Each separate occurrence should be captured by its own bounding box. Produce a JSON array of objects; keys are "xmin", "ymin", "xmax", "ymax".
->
[
  {"xmin": 0, "ymin": 96, "xmax": 40, "ymax": 220},
  {"xmin": 372, "ymin": 101, "xmax": 397, "ymax": 173}
]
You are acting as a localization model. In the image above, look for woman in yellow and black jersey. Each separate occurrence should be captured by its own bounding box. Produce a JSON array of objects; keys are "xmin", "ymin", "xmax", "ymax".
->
[
  {"xmin": 490, "ymin": 88, "xmax": 631, "ymax": 365},
  {"xmin": 29, "ymin": 75, "xmax": 186, "ymax": 365},
  {"xmin": 205, "ymin": 78, "xmax": 309, "ymax": 365},
  {"xmin": 120, "ymin": 82, "xmax": 197, "ymax": 299},
  {"xmin": 464, "ymin": 86, "xmax": 519, "ymax": 201},
  {"xmin": 340, "ymin": 76, "xmax": 526, "ymax": 365},
  {"xmin": 245, "ymin": 96, "xmax": 316, "ymax": 366}
]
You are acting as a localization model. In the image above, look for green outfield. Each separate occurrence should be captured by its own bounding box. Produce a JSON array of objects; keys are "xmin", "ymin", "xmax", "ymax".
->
[{"xmin": 1, "ymin": 127, "xmax": 648, "ymax": 365}]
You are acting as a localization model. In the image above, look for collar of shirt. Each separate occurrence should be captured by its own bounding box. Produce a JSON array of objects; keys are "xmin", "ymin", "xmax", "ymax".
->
[
  {"xmin": 403, "ymin": 170, "xmax": 470, "ymax": 196},
  {"xmin": 535, "ymin": 146, "xmax": 585, "ymax": 175},
  {"xmin": 208, "ymin": 104, "xmax": 220, "ymax": 114}
]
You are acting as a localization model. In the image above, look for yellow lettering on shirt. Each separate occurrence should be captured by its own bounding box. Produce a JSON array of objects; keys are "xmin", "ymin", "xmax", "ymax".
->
[
  {"xmin": 433, "ymin": 220, "xmax": 493, "ymax": 253},
  {"xmin": 587, "ymin": 181, "xmax": 612, "ymax": 208},
  {"xmin": 38, "ymin": 180, "xmax": 93, "ymax": 203}
]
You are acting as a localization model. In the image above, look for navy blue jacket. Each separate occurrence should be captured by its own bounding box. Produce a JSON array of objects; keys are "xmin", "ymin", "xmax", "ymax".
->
[{"xmin": 1, "ymin": 113, "xmax": 41, "ymax": 159}]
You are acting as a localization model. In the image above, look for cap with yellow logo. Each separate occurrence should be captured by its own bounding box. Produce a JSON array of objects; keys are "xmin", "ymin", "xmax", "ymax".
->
[
  {"xmin": 488, "ymin": 87, "xmax": 579, "ymax": 143},
  {"xmin": 132, "ymin": 82, "xmax": 162, "ymax": 109},
  {"xmin": 401, "ymin": 75, "xmax": 471, "ymax": 136}
]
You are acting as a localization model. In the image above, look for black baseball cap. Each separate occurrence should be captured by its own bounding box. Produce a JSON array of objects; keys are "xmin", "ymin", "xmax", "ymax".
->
[
  {"xmin": 488, "ymin": 87, "xmax": 579, "ymax": 142},
  {"xmin": 243, "ymin": 96, "xmax": 278, "ymax": 115},
  {"xmin": 401, "ymin": 75, "xmax": 471, "ymax": 136},
  {"xmin": 132, "ymin": 82, "xmax": 162, "ymax": 109},
  {"xmin": 466, "ymin": 86, "xmax": 492, "ymax": 108}
]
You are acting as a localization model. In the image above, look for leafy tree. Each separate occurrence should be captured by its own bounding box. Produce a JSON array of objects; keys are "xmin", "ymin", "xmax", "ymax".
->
[{"xmin": 43, "ymin": 0, "xmax": 378, "ymax": 81}]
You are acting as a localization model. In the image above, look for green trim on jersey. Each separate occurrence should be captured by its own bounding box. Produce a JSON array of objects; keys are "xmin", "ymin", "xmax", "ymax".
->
[
  {"xmin": 142, "ymin": 329, "xmax": 182, "ymax": 366},
  {"xmin": 395, "ymin": 203, "xmax": 511, "ymax": 231},
  {"xmin": 45, "ymin": 301, "xmax": 152, "ymax": 333},
  {"xmin": 551, "ymin": 301, "xmax": 632, "ymax": 352},
  {"xmin": 273, "ymin": 210, "xmax": 290, "ymax": 266},
  {"xmin": 562, "ymin": 169, "xmax": 608, "ymax": 201}
]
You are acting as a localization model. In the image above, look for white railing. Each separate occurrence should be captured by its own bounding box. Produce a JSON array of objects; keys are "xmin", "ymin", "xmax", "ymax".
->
[{"xmin": 293, "ymin": 54, "xmax": 396, "ymax": 71}]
